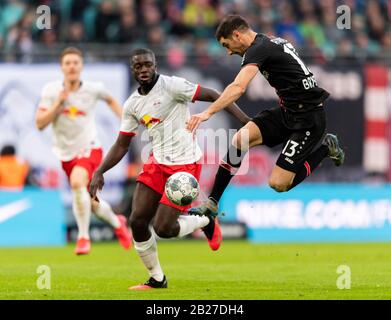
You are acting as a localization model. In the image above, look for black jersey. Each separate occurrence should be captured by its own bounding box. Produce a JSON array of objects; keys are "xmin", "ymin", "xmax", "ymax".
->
[{"xmin": 241, "ymin": 34, "xmax": 330, "ymax": 112}]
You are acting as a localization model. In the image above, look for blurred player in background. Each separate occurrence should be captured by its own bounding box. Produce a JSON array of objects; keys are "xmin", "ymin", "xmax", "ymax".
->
[
  {"xmin": 90, "ymin": 48, "xmax": 249, "ymax": 290},
  {"xmin": 187, "ymin": 15, "xmax": 345, "ymax": 217},
  {"xmin": 35, "ymin": 47, "xmax": 132, "ymax": 255}
]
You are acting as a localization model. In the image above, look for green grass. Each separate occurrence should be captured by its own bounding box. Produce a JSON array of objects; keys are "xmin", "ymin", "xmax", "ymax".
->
[{"xmin": 1, "ymin": 240, "xmax": 391, "ymax": 299}]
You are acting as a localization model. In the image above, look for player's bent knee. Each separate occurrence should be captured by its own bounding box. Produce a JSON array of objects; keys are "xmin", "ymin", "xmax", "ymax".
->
[
  {"xmin": 70, "ymin": 167, "xmax": 89, "ymax": 189},
  {"xmin": 268, "ymin": 179, "xmax": 291, "ymax": 193},
  {"xmin": 70, "ymin": 171, "xmax": 88, "ymax": 189},
  {"xmin": 70, "ymin": 178, "xmax": 85, "ymax": 189},
  {"xmin": 153, "ymin": 222, "xmax": 176, "ymax": 239},
  {"xmin": 232, "ymin": 131, "xmax": 250, "ymax": 151}
]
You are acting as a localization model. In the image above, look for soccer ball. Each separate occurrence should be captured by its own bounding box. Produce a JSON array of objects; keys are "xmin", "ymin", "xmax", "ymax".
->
[{"xmin": 165, "ymin": 172, "xmax": 200, "ymax": 206}]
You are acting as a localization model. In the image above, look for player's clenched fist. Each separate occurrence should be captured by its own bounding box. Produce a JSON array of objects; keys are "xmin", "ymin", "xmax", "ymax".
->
[
  {"xmin": 186, "ymin": 111, "xmax": 212, "ymax": 132},
  {"xmin": 89, "ymin": 170, "xmax": 104, "ymax": 200}
]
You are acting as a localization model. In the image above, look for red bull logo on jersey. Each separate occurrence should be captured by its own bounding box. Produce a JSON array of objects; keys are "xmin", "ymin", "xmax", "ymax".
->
[
  {"xmin": 140, "ymin": 114, "xmax": 161, "ymax": 129},
  {"xmin": 62, "ymin": 106, "xmax": 86, "ymax": 119}
]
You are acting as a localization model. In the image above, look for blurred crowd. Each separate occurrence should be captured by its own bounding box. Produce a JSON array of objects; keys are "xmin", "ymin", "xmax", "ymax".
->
[{"xmin": 1, "ymin": 0, "xmax": 391, "ymax": 64}]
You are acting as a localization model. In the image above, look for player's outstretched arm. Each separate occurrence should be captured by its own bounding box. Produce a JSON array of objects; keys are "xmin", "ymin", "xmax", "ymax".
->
[
  {"xmin": 104, "ymin": 95, "xmax": 122, "ymax": 118},
  {"xmin": 187, "ymin": 65, "xmax": 258, "ymax": 132},
  {"xmin": 196, "ymin": 87, "xmax": 251, "ymax": 125},
  {"xmin": 89, "ymin": 134, "xmax": 132, "ymax": 199},
  {"xmin": 35, "ymin": 90, "xmax": 68, "ymax": 130}
]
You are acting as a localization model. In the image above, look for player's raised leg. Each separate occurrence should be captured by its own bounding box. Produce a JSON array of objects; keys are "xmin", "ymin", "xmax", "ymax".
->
[
  {"xmin": 270, "ymin": 131, "xmax": 345, "ymax": 192},
  {"xmin": 69, "ymin": 166, "xmax": 92, "ymax": 255},
  {"xmin": 128, "ymin": 182, "xmax": 167, "ymax": 290},
  {"xmin": 153, "ymin": 201, "xmax": 221, "ymax": 251},
  {"xmin": 283, "ymin": 133, "xmax": 345, "ymax": 191},
  {"xmin": 153, "ymin": 204, "xmax": 204, "ymax": 238}
]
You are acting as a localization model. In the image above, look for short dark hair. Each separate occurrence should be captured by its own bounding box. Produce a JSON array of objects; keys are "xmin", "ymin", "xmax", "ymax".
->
[
  {"xmin": 215, "ymin": 15, "xmax": 250, "ymax": 41},
  {"xmin": 1, "ymin": 145, "xmax": 15, "ymax": 156},
  {"xmin": 130, "ymin": 48, "xmax": 156, "ymax": 62},
  {"xmin": 60, "ymin": 47, "xmax": 83, "ymax": 63}
]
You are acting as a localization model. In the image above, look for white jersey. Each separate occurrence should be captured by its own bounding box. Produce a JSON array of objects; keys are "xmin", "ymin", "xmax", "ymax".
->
[
  {"xmin": 120, "ymin": 74, "xmax": 203, "ymax": 165},
  {"xmin": 38, "ymin": 80, "xmax": 110, "ymax": 161}
]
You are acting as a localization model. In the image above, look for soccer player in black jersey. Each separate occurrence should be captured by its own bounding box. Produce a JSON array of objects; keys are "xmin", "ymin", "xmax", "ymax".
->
[{"xmin": 187, "ymin": 15, "xmax": 345, "ymax": 217}]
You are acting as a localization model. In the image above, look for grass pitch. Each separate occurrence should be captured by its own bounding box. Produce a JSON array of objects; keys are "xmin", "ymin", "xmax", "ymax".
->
[{"xmin": 1, "ymin": 240, "xmax": 391, "ymax": 300}]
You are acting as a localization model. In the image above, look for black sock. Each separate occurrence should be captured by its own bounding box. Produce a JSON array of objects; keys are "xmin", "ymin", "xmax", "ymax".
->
[
  {"xmin": 289, "ymin": 145, "xmax": 329, "ymax": 190},
  {"xmin": 209, "ymin": 145, "xmax": 247, "ymax": 202}
]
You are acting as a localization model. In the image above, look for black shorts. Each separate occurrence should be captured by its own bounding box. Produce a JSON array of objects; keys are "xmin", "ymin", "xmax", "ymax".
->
[{"xmin": 251, "ymin": 106, "xmax": 326, "ymax": 172}]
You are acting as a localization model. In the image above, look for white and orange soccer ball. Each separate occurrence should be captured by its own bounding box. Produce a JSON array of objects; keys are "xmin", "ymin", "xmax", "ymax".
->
[{"xmin": 165, "ymin": 172, "xmax": 200, "ymax": 206}]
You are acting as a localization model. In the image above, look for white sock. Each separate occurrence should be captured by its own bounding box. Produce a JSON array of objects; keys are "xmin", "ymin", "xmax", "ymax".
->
[
  {"xmin": 134, "ymin": 235, "xmax": 164, "ymax": 282},
  {"xmin": 177, "ymin": 215, "xmax": 209, "ymax": 238},
  {"xmin": 72, "ymin": 187, "xmax": 92, "ymax": 240},
  {"xmin": 93, "ymin": 199, "xmax": 120, "ymax": 229}
]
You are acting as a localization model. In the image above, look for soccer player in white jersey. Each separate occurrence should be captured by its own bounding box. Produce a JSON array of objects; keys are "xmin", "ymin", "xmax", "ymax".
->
[
  {"xmin": 35, "ymin": 47, "xmax": 133, "ymax": 255},
  {"xmin": 90, "ymin": 48, "xmax": 250, "ymax": 290}
]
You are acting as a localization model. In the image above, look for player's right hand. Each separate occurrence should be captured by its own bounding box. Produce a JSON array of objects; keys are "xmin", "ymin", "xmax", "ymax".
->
[{"xmin": 89, "ymin": 171, "xmax": 104, "ymax": 199}]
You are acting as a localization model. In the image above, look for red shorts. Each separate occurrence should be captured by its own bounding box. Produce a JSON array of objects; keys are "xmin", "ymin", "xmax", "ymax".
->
[
  {"xmin": 137, "ymin": 155, "xmax": 202, "ymax": 212},
  {"xmin": 61, "ymin": 148, "xmax": 103, "ymax": 184}
]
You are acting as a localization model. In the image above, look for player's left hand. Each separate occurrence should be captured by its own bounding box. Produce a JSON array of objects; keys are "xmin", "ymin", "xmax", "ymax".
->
[
  {"xmin": 186, "ymin": 111, "xmax": 212, "ymax": 132},
  {"xmin": 89, "ymin": 171, "xmax": 104, "ymax": 200}
]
